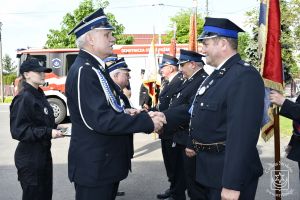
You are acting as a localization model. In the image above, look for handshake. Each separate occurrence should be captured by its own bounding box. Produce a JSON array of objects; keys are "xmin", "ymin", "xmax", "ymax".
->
[
  {"xmin": 124, "ymin": 108, "xmax": 167, "ymax": 133},
  {"xmin": 148, "ymin": 111, "xmax": 167, "ymax": 133}
]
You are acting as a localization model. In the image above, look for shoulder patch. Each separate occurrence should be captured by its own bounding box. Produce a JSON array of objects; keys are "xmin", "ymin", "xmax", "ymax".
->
[{"xmin": 238, "ymin": 60, "xmax": 251, "ymax": 67}]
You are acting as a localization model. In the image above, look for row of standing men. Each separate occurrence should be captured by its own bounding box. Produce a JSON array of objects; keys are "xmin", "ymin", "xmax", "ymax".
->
[
  {"xmin": 64, "ymin": 7, "xmax": 265, "ymax": 200},
  {"xmin": 10, "ymin": 6, "xmax": 283, "ymax": 200}
]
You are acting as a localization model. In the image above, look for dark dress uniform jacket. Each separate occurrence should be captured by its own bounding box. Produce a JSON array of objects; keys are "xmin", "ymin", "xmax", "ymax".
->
[
  {"xmin": 163, "ymin": 69, "xmax": 207, "ymax": 145},
  {"xmin": 66, "ymin": 50, "xmax": 154, "ymax": 187},
  {"xmin": 188, "ymin": 54, "xmax": 264, "ymax": 190},
  {"xmin": 280, "ymin": 96, "xmax": 300, "ymax": 162},
  {"xmin": 157, "ymin": 73, "xmax": 183, "ymax": 139},
  {"xmin": 10, "ymin": 82, "xmax": 55, "ymax": 185}
]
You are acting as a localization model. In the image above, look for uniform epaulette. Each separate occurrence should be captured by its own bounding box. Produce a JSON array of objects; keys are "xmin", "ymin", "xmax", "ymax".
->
[{"xmin": 238, "ymin": 60, "xmax": 251, "ymax": 67}]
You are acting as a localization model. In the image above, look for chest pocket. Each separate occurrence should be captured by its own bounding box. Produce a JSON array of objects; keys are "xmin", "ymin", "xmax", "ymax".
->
[{"xmin": 193, "ymin": 100, "xmax": 220, "ymax": 129}]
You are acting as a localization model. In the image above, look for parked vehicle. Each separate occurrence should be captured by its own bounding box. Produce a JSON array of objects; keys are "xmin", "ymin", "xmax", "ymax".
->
[{"xmin": 15, "ymin": 44, "xmax": 188, "ymax": 123}]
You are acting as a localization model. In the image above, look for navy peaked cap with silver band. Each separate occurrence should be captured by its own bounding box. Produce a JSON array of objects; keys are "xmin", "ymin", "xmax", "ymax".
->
[
  {"xmin": 107, "ymin": 57, "xmax": 131, "ymax": 73},
  {"xmin": 159, "ymin": 54, "xmax": 179, "ymax": 69},
  {"xmin": 68, "ymin": 8, "xmax": 114, "ymax": 38},
  {"xmin": 104, "ymin": 55, "xmax": 118, "ymax": 67},
  {"xmin": 178, "ymin": 49, "xmax": 205, "ymax": 65},
  {"xmin": 198, "ymin": 17, "xmax": 244, "ymax": 41}
]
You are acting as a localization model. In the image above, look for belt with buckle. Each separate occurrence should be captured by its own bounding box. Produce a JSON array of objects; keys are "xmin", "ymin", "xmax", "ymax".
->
[{"xmin": 192, "ymin": 139, "xmax": 225, "ymax": 153}]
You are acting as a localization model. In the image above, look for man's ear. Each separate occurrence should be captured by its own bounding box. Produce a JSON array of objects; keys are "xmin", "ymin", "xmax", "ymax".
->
[{"xmin": 190, "ymin": 61, "xmax": 196, "ymax": 69}]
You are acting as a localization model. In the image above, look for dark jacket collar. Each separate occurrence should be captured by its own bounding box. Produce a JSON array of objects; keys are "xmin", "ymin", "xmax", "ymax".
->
[
  {"xmin": 78, "ymin": 49, "xmax": 104, "ymax": 71},
  {"xmin": 78, "ymin": 49, "xmax": 125, "ymax": 99},
  {"xmin": 177, "ymin": 68, "xmax": 207, "ymax": 92},
  {"xmin": 22, "ymin": 82, "xmax": 45, "ymax": 98}
]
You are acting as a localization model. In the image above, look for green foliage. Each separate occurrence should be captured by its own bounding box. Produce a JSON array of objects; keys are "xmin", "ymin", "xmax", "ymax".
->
[
  {"xmin": 45, "ymin": 0, "xmax": 132, "ymax": 48},
  {"xmin": 2, "ymin": 54, "xmax": 16, "ymax": 74},
  {"xmin": 237, "ymin": 33, "xmax": 250, "ymax": 61},
  {"xmin": 162, "ymin": 9, "xmax": 204, "ymax": 44},
  {"xmin": 3, "ymin": 74, "xmax": 17, "ymax": 85},
  {"xmin": 280, "ymin": 116, "xmax": 293, "ymax": 137},
  {"xmin": 4, "ymin": 96, "xmax": 13, "ymax": 104}
]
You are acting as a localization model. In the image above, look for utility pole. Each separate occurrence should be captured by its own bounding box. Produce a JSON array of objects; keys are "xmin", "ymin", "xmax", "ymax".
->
[
  {"xmin": 0, "ymin": 22, "xmax": 3, "ymax": 103},
  {"xmin": 206, "ymin": 0, "xmax": 209, "ymax": 17}
]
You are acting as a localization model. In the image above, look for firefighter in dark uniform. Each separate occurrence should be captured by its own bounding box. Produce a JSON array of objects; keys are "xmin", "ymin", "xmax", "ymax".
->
[
  {"xmin": 10, "ymin": 58, "xmax": 65, "ymax": 200},
  {"xmin": 108, "ymin": 57, "xmax": 134, "ymax": 197},
  {"xmin": 139, "ymin": 69, "xmax": 152, "ymax": 109},
  {"xmin": 270, "ymin": 90, "xmax": 300, "ymax": 180},
  {"xmin": 163, "ymin": 49, "xmax": 208, "ymax": 200},
  {"xmin": 66, "ymin": 8, "xmax": 166, "ymax": 200},
  {"xmin": 185, "ymin": 17, "xmax": 265, "ymax": 200},
  {"xmin": 156, "ymin": 54, "xmax": 184, "ymax": 200}
]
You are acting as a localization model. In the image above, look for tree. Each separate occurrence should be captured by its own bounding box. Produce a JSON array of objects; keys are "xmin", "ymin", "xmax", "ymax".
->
[
  {"xmin": 45, "ymin": 0, "xmax": 133, "ymax": 48},
  {"xmin": 238, "ymin": 33, "xmax": 251, "ymax": 61},
  {"xmin": 2, "ymin": 54, "xmax": 16, "ymax": 74},
  {"xmin": 244, "ymin": 0, "xmax": 300, "ymax": 79},
  {"xmin": 162, "ymin": 9, "xmax": 204, "ymax": 44}
]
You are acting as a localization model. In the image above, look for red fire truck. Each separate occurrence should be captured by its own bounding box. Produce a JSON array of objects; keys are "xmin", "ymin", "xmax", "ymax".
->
[{"xmin": 16, "ymin": 44, "xmax": 188, "ymax": 124}]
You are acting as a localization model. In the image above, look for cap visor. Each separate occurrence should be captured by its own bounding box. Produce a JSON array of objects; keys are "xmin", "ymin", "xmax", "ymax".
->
[
  {"xmin": 177, "ymin": 60, "xmax": 189, "ymax": 65},
  {"xmin": 197, "ymin": 31, "xmax": 218, "ymax": 41},
  {"xmin": 120, "ymin": 68, "xmax": 131, "ymax": 72}
]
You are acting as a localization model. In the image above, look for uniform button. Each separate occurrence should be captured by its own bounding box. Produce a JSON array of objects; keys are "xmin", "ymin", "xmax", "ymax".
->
[{"xmin": 200, "ymin": 103, "xmax": 204, "ymax": 106}]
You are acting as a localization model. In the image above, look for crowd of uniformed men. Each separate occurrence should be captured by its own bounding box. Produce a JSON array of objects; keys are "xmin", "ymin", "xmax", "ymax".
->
[{"xmin": 11, "ymin": 6, "xmax": 271, "ymax": 200}]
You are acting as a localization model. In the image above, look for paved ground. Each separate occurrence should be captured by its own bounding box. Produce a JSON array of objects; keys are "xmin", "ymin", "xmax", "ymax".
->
[{"xmin": 0, "ymin": 103, "xmax": 299, "ymax": 200}]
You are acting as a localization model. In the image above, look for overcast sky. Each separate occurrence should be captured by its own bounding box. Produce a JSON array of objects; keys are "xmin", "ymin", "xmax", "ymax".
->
[{"xmin": 0, "ymin": 0, "xmax": 259, "ymax": 63}]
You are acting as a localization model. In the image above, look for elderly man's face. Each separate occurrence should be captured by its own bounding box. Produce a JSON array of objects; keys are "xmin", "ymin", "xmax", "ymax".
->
[
  {"xmin": 115, "ymin": 70, "xmax": 131, "ymax": 89},
  {"xmin": 160, "ymin": 65, "xmax": 173, "ymax": 79},
  {"xmin": 89, "ymin": 29, "xmax": 116, "ymax": 59}
]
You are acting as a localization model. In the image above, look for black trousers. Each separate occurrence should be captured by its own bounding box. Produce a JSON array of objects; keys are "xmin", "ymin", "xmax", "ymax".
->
[
  {"xmin": 182, "ymin": 148, "xmax": 206, "ymax": 200},
  {"xmin": 203, "ymin": 178, "xmax": 259, "ymax": 200},
  {"xmin": 172, "ymin": 144, "xmax": 187, "ymax": 200},
  {"xmin": 75, "ymin": 182, "xmax": 119, "ymax": 200},
  {"xmin": 20, "ymin": 181, "xmax": 52, "ymax": 200},
  {"xmin": 161, "ymin": 139, "xmax": 177, "ymax": 193}
]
